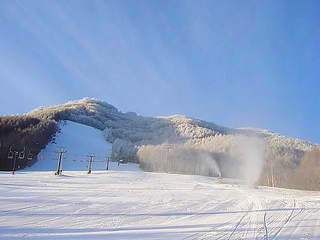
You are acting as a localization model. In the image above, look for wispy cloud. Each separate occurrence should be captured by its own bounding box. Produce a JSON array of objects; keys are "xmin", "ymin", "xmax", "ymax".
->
[{"xmin": 0, "ymin": 0, "xmax": 319, "ymax": 142}]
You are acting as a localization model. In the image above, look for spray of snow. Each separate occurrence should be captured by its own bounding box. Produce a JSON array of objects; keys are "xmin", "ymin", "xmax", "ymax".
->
[
  {"xmin": 200, "ymin": 152, "xmax": 221, "ymax": 176},
  {"xmin": 235, "ymin": 137, "xmax": 266, "ymax": 184}
]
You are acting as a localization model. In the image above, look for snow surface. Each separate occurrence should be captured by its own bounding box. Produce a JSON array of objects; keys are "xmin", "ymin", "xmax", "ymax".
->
[
  {"xmin": 27, "ymin": 121, "xmax": 113, "ymax": 171},
  {"xmin": 2, "ymin": 120, "xmax": 320, "ymax": 239},
  {"xmin": 1, "ymin": 169, "xmax": 320, "ymax": 239}
]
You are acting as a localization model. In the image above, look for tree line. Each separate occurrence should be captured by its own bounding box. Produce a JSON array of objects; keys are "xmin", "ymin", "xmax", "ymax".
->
[
  {"xmin": 2, "ymin": 97, "xmax": 319, "ymax": 191},
  {"xmin": 259, "ymin": 147, "xmax": 320, "ymax": 190},
  {"xmin": 0, "ymin": 116, "xmax": 57, "ymax": 170}
]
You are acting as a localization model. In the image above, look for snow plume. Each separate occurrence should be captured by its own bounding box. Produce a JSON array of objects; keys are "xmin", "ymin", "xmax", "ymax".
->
[
  {"xmin": 234, "ymin": 137, "xmax": 266, "ymax": 184},
  {"xmin": 198, "ymin": 152, "xmax": 221, "ymax": 177}
]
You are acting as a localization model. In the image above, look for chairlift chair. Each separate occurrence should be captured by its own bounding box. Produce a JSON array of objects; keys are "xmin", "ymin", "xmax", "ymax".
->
[
  {"xmin": 18, "ymin": 147, "xmax": 25, "ymax": 159},
  {"xmin": 8, "ymin": 147, "xmax": 14, "ymax": 159},
  {"xmin": 18, "ymin": 152, "xmax": 25, "ymax": 159},
  {"xmin": 27, "ymin": 150, "xmax": 33, "ymax": 160}
]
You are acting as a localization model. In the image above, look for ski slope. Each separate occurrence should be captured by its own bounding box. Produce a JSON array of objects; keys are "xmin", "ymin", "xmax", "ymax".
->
[
  {"xmin": 28, "ymin": 120, "xmax": 112, "ymax": 171},
  {"xmin": 1, "ymin": 168, "xmax": 320, "ymax": 240},
  {"xmin": 2, "ymin": 120, "xmax": 320, "ymax": 239}
]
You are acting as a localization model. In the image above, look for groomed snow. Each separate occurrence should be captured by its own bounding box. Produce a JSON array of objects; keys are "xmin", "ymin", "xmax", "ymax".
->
[
  {"xmin": 1, "ymin": 169, "xmax": 320, "ymax": 239},
  {"xmin": 2, "ymin": 120, "xmax": 320, "ymax": 239},
  {"xmin": 27, "ymin": 121, "xmax": 113, "ymax": 171}
]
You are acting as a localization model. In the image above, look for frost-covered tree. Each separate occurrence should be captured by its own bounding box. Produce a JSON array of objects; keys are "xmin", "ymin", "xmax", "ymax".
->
[
  {"xmin": 27, "ymin": 97, "xmax": 319, "ymax": 167},
  {"xmin": 111, "ymin": 139, "xmax": 137, "ymax": 163},
  {"xmin": 21, "ymin": 97, "xmax": 320, "ymax": 189}
]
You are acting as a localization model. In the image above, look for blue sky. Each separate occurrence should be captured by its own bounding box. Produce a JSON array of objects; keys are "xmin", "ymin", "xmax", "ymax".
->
[{"xmin": 0, "ymin": 0, "xmax": 319, "ymax": 143}]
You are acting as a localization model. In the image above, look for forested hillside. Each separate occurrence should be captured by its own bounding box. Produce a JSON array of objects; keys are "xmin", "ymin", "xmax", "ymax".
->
[
  {"xmin": 1, "ymin": 97, "xmax": 319, "ymax": 190},
  {"xmin": 0, "ymin": 116, "xmax": 57, "ymax": 170}
]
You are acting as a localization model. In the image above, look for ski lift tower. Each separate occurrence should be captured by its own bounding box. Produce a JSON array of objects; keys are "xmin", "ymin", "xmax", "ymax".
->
[{"xmin": 163, "ymin": 144, "xmax": 174, "ymax": 173}]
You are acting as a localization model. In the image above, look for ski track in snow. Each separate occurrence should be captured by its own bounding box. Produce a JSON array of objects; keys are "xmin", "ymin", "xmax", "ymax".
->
[
  {"xmin": 1, "ymin": 121, "xmax": 320, "ymax": 239},
  {"xmin": 1, "ymin": 170, "xmax": 320, "ymax": 240}
]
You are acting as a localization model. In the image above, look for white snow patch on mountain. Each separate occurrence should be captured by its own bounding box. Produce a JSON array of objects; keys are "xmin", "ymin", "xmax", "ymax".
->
[{"xmin": 27, "ymin": 121, "xmax": 115, "ymax": 171}]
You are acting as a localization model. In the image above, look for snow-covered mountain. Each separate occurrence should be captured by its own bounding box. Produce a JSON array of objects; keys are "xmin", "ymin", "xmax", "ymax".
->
[{"xmin": 27, "ymin": 97, "xmax": 318, "ymax": 165}]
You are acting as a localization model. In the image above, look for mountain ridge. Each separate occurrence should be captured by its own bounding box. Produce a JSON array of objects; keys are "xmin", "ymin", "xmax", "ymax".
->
[
  {"xmin": 2, "ymin": 97, "xmax": 319, "ymax": 189},
  {"xmin": 24, "ymin": 98, "xmax": 318, "ymax": 170},
  {"xmin": 27, "ymin": 97, "xmax": 317, "ymax": 146}
]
